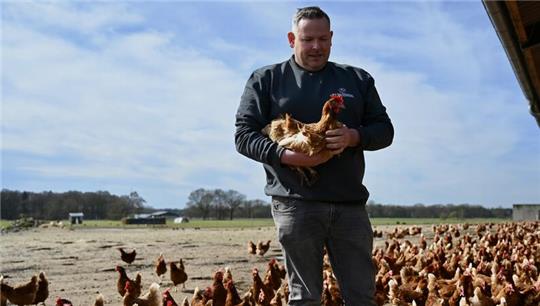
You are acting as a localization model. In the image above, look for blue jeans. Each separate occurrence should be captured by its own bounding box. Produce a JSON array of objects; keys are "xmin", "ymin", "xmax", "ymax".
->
[{"xmin": 271, "ymin": 197, "xmax": 375, "ymax": 306}]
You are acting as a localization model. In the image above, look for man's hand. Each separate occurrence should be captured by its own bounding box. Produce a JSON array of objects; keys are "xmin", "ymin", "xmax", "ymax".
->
[
  {"xmin": 280, "ymin": 150, "xmax": 333, "ymax": 167},
  {"xmin": 325, "ymin": 125, "xmax": 360, "ymax": 154}
]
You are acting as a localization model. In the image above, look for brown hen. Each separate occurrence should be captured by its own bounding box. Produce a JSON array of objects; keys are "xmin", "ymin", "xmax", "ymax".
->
[
  {"xmin": 1, "ymin": 275, "xmax": 38, "ymax": 306},
  {"xmin": 262, "ymin": 94, "xmax": 345, "ymax": 185}
]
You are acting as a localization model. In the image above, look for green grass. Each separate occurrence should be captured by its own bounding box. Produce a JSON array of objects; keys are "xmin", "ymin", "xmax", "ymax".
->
[
  {"xmin": 0, "ymin": 219, "xmax": 11, "ymax": 228},
  {"xmin": 0, "ymin": 217, "xmax": 511, "ymax": 230}
]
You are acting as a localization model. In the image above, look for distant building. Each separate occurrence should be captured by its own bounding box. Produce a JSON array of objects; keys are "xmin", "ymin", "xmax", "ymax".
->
[
  {"xmin": 133, "ymin": 213, "xmax": 152, "ymax": 219},
  {"xmin": 513, "ymin": 204, "xmax": 540, "ymax": 221},
  {"xmin": 149, "ymin": 211, "xmax": 180, "ymax": 220},
  {"xmin": 174, "ymin": 217, "xmax": 189, "ymax": 223},
  {"xmin": 133, "ymin": 211, "xmax": 179, "ymax": 220},
  {"xmin": 69, "ymin": 212, "xmax": 84, "ymax": 224}
]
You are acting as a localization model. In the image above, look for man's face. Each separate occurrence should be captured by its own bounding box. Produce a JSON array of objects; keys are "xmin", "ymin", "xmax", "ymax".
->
[{"xmin": 288, "ymin": 18, "xmax": 333, "ymax": 72}]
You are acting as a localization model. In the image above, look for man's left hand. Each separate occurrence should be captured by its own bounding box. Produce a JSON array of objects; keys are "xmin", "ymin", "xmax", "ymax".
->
[{"xmin": 325, "ymin": 125, "xmax": 359, "ymax": 154}]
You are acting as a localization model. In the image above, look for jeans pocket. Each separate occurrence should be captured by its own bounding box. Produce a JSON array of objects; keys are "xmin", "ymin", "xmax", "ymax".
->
[{"xmin": 271, "ymin": 198, "xmax": 297, "ymax": 214}]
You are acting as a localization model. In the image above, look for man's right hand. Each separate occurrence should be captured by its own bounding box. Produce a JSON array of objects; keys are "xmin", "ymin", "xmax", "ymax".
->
[{"xmin": 280, "ymin": 149, "xmax": 332, "ymax": 167}]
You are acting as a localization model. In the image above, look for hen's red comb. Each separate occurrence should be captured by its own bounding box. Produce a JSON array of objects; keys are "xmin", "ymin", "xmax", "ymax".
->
[{"xmin": 330, "ymin": 94, "xmax": 344, "ymax": 104}]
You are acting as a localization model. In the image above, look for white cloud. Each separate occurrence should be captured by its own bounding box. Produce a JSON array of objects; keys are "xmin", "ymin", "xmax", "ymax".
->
[
  {"xmin": 2, "ymin": 1, "xmax": 538, "ymax": 208},
  {"xmin": 2, "ymin": 1, "xmax": 269, "ymax": 204}
]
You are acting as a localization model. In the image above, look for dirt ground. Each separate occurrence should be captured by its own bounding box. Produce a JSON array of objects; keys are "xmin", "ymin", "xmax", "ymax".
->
[{"xmin": 0, "ymin": 225, "xmax": 396, "ymax": 306}]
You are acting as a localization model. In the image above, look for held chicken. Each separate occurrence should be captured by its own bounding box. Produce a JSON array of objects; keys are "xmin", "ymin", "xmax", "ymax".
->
[
  {"xmin": 262, "ymin": 94, "xmax": 345, "ymax": 185},
  {"xmin": 118, "ymin": 248, "xmax": 137, "ymax": 265},
  {"xmin": 2, "ymin": 275, "xmax": 38, "ymax": 306}
]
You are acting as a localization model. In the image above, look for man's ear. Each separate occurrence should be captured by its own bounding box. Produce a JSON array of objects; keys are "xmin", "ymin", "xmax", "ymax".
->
[{"xmin": 287, "ymin": 32, "xmax": 295, "ymax": 48}]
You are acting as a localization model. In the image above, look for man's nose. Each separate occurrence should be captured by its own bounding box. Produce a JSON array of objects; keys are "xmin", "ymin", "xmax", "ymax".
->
[{"xmin": 311, "ymin": 40, "xmax": 320, "ymax": 50}]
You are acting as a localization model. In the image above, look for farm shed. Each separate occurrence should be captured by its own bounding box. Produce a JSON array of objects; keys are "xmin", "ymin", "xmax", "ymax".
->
[
  {"xmin": 174, "ymin": 217, "xmax": 189, "ymax": 223},
  {"xmin": 68, "ymin": 212, "xmax": 84, "ymax": 224},
  {"xmin": 150, "ymin": 211, "xmax": 179, "ymax": 220},
  {"xmin": 122, "ymin": 217, "xmax": 166, "ymax": 225},
  {"xmin": 512, "ymin": 204, "xmax": 540, "ymax": 221}
]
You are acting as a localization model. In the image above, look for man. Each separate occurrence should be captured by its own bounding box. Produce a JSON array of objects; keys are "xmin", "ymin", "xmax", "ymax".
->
[{"xmin": 235, "ymin": 6, "xmax": 393, "ymax": 306}]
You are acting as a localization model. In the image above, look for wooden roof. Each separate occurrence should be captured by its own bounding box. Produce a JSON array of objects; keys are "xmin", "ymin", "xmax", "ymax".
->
[{"xmin": 483, "ymin": 1, "xmax": 540, "ymax": 127}]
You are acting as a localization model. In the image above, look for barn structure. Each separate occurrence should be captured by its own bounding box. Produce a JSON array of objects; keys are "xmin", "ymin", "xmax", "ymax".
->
[
  {"xmin": 68, "ymin": 212, "xmax": 84, "ymax": 224},
  {"xmin": 512, "ymin": 204, "xmax": 540, "ymax": 221},
  {"xmin": 483, "ymin": 1, "xmax": 540, "ymax": 126}
]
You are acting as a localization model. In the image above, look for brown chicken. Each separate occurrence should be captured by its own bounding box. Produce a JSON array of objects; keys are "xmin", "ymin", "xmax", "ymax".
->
[
  {"xmin": 163, "ymin": 289, "xmax": 178, "ymax": 306},
  {"xmin": 123, "ymin": 281, "xmax": 161, "ymax": 306},
  {"xmin": 32, "ymin": 271, "xmax": 49, "ymax": 305},
  {"xmin": 1, "ymin": 275, "xmax": 7, "ymax": 306},
  {"xmin": 322, "ymin": 279, "xmax": 342, "ymax": 306},
  {"xmin": 116, "ymin": 265, "xmax": 141, "ymax": 297},
  {"xmin": 118, "ymin": 247, "xmax": 137, "ymax": 264},
  {"xmin": 170, "ymin": 259, "xmax": 188, "ymax": 290},
  {"xmin": 191, "ymin": 287, "xmax": 212, "ymax": 306},
  {"xmin": 56, "ymin": 298, "xmax": 73, "ymax": 306},
  {"xmin": 235, "ymin": 291, "xmax": 255, "ymax": 306},
  {"xmin": 251, "ymin": 268, "xmax": 274, "ymax": 306},
  {"xmin": 181, "ymin": 297, "xmax": 190, "ymax": 306},
  {"xmin": 248, "ymin": 241, "xmax": 257, "ymax": 255},
  {"xmin": 1, "ymin": 275, "xmax": 38, "ymax": 306},
  {"xmin": 211, "ymin": 271, "xmax": 227, "ymax": 306},
  {"xmin": 262, "ymin": 94, "xmax": 345, "ymax": 185},
  {"xmin": 224, "ymin": 280, "xmax": 242, "ymax": 306},
  {"xmin": 265, "ymin": 259, "xmax": 282, "ymax": 291},
  {"xmin": 269, "ymin": 292, "xmax": 283, "ymax": 306},
  {"xmin": 94, "ymin": 293, "xmax": 104, "ymax": 306},
  {"xmin": 224, "ymin": 267, "xmax": 234, "ymax": 285},
  {"xmin": 155, "ymin": 253, "xmax": 167, "ymax": 279},
  {"xmin": 467, "ymin": 286, "xmax": 494, "ymax": 306},
  {"xmin": 257, "ymin": 240, "xmax": 271, "ymax": 256}
]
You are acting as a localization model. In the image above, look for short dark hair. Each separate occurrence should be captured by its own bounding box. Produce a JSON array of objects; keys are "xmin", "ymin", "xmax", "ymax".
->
[{"xmin": 292, "ymin": 6, "xmax": 330, "ymax": 32}]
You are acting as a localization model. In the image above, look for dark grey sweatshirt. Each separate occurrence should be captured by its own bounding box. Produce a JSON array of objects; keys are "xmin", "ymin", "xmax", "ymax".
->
[{"xmin": 235, "ymin": 56, "xmax": 394, "ymax": 204}]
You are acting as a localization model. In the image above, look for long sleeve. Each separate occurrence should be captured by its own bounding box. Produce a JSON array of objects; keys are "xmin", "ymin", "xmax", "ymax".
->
[
  {"xmin": 355, "ymin": 73, "xmax": 394, "ymax": 151},
  {"xmin": 235, "ymin": 71, "xmax": 285, "ymax": 165}
]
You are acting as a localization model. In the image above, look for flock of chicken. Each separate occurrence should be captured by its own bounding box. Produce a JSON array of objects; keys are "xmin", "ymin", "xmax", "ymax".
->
[
  {"xmin": 0, "ymin": 240, "xmax": 277, "ymax": 306},
  {"xmin": 1, "ymin": 222, "xmax": 539, "ymax": 306},
  {"xmin": 371, "ymin": 222, "xmax": 540, "ymax": 306}
]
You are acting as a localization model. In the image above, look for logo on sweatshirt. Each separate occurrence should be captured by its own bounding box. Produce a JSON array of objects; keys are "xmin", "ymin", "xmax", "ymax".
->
[{"xmin": 338, "ymin": 88, "xmax": 355, "ymax": 98}]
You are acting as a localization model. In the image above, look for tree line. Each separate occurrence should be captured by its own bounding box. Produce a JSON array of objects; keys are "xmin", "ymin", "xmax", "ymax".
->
[
  {"xmin": 1, "ymin": 188, "xmax": 511, "ymax": 221},
  {"xmin": 1, "ymin": 189, "xmax": 149, "ymax": 220},
  {"xmin": 365, "ymin": 201, "xmax": 511, "ymax": 219}
]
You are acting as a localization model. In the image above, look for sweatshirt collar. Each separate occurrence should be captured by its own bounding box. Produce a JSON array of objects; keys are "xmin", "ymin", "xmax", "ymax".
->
[{"xmin": 289, "ymin": 55, "xmax": 329, "ymax": 74}]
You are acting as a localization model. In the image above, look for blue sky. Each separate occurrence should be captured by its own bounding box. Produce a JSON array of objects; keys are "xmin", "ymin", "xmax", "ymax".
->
[{"xmin": 2, "ymin": 1, "xmax": 539, "ymax": 209}]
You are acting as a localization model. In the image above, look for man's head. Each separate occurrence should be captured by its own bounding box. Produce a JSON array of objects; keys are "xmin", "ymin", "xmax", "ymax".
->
[{"xmin": 288, "ymin": 6, "xmax": 332, "ymax": 72}]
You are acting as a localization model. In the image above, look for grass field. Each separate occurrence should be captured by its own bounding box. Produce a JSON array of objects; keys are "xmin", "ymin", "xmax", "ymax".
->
[{"xmin": 0, "ymin": 217, "xmax": 510, "ymax": 230}]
